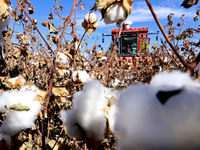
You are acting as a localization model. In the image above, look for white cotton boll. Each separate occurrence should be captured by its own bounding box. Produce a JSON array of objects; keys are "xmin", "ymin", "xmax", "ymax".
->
[
  {"xmin": 109, "ymin": 84, "xmax": 170, "ymax": 149},
  {"xmin": 55, "ymin": 52, "xmax": 70, "ymax": 68},
  {"xmin": 0, "ymin": 101, "xmax": 41, "ymax": 136},
  {"xmin": 7, "ymin": 75, "xmax": 26, "ymax": 86},
  {"xmin": 98, "ymin": 56, "xmax": 107, "ymax": 62},
  {"xmin": 0, "ymin": 85, "xmax": 41, "ymax": 137},
  {"xmin": 60, "ymin": 110, "xmax": 81, "ymax": 138},
  {"xmin": 110, "ymin": 71, "xmax": 200, "ymax": 149},
  {"xmin": 0, "ymin": 90, "xmax": 19, "ymax": 112},
  {"xmin": 104, "ymin": 4, "xmax": 126, "ymax": 24},
  {"xmin": 73, "ymin": 80, "xmax": 108, "ymax": 140},
  {"xmin": 72, "ymin": 70, "xmax": 91, "ymax": 83},
  {"xmin": 161, "ymin": 88, "xmax": 200, "ymax": 149},
  {"xmin": 151, "ymin": 71, "xmax": 200, "ymax": 149},
  {"xmin": 123, "ymin": 21, "xmax": 132, "ymax": 29},
  {"xmin": 150, "ymin": 70, "xmax": 199, "ymax": 91}
]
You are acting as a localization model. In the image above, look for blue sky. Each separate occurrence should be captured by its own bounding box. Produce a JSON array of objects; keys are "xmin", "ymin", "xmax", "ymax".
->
[{"xmin": 11, "ymin": 0, "xmax": 200, "ymax": 52}]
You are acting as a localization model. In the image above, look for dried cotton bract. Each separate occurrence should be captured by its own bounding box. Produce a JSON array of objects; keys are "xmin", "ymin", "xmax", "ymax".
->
[
  {"xmin": 82, "ymin": 12, "xmax": 98, "ymax": 36},
  {"xmin": 0, "ymin": 0, "xmax": 12, "ymax": 45},
  {"xmin": 0, "ymin": 85, "xmax": 42, "ymax": 143}
]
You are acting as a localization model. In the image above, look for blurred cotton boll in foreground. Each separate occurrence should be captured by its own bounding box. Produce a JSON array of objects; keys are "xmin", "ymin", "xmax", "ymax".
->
[
  {"xmin": 0, "ymin": 0, "xmax": 12, "ymax": 45},
  {"xmin": 0, "ymin": 85, "xmax": 42, "ymax": 143},
  {"xmin": 109, "ymin": 70, "xmax": 200, "ymax": 149},
  {"xmin": 60, "ymin": 80, "xmax": 108, "ymax": 141}
]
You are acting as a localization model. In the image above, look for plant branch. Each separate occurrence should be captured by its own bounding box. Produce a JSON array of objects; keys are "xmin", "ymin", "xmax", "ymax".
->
[
  {"xmin": 145, "ymin": 0, "xmax": 191, "ymax": 69},
  {"xmin": 16, "ymin": 0, "xmax": 54, "ymax": 54},
  {"xmin": 43, "ymin": 1, "xmax": 77, "ymax": 148}
]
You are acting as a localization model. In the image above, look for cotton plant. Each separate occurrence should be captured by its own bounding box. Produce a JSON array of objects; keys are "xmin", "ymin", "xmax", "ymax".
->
[
  {"xmin": 109, "ymin": 70, "xmax": 200, "ymax": 149},
  {"xmin": 0, "ymin": 85, "xmax": 42, "ymax": 143}
]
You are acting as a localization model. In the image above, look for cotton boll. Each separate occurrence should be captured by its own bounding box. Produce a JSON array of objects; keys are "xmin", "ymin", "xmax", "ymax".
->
[
  {"xmin": 109, "ymin": 84, "xmax": 171, "ymax": 149},
  {"xmin": 73, "ymin": 80, "xmax": 108, "ymax": 140},
  {"xmin": 104, "ymin": 3, "xmax": 126, "ymax": 24},
  {"xmin": 60, "ymin": 110, "xmax": 81, "ymax": 138},
  {"xmin": 60, "ymin": 80, "xmax": 108, "ymax": 140},
  {"xmin": 110, "ymin": 71, "xmax": 200, "ymax": 149},
  {"xmin": 151, "ymin": 71, "xmax": 200, "ymax": 148},
  {"xmin": 150, "ymin": 70, "xmax": 199, "ymax": 91},
  {"xmin": 0, "ymin": 101, "xmax": 41, "ymax": 136},
  {"xmin": 0, "ymin": 85, "xmax": 42, "ymax": 138},
  {"xmin": 55, "ymin": 52, "xmax": 70, "ymax": 68},
  {"xmin": 7, "ymin": 75, "xmax": 26, "ymax": 88},
  {"xmin": 72, "ymin": 70, "xmax": 91, "ymax": 83}
]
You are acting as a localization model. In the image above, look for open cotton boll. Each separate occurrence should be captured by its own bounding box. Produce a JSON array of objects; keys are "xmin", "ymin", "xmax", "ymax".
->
[
  {"xmin": 72, "ymin": 70, "xmax": 91, "ymax": 83},
  {"xmin": 55, "ymin": 52, "xmax": 70, "ymax": 68},
  {"xmin": 73, "ymin": 80, "xmax": 108, "ymax": 140},
  {"xmin": 60, "ymin": 110, "xmax": 81, "ymax": 138},
  {"xmin": 0, "ymin": 102, "xmax": 41, "ymax": 136},
  {"xmin": 110, "ymin": 71, "xmax": 200, "ymax": 149},
  {"xmin": 0, "ymin": 85, "xmax": 41, "ymax": 137},
  {"xmin": 104, "ymin": 3, "xmax": 126, "ymax": 24},
  {"xmin": 109, "ymin": 84, "xmax": 171, "ymax": 149},
  {"xmin": 60, "ymin": 80, "xmax": 108, "ymax": 140},
  {"xmin": 150, "ymin": 70, "xmax": 199, "ymax": 91},
  {"xmin": 151, "ymin": 71, "xmax": 200, "ymax": 149},
  {"xmin": 7, "ymin": 75, "xmax": 26, "ymax": 88}
]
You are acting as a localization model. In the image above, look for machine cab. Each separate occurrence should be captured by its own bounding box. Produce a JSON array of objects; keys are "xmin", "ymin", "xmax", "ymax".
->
[{"xmin": 111, "ymin": 27, "xmax": 150, "ymax": 58}]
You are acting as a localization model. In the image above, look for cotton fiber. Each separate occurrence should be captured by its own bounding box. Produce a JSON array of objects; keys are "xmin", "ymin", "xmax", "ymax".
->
[
  {"xmin": 0, "ymin": 85, "xmax": 42, "ymax": 142},
  {"xmin": 60, "ymin": 80, "xmax": 108, "ymax": 140},
  {"xmin": 109, "ymin": 70, "xmax": 200, "ymax": 149},
  {"xmin": 72, "ymin": 70, "xmax": 91, "ymax": 83}
]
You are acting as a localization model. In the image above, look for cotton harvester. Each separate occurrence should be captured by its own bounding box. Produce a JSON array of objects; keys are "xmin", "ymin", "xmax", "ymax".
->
[{"xmin": 102, "ymin": 21, "xmax": 159, "ymax": 66}]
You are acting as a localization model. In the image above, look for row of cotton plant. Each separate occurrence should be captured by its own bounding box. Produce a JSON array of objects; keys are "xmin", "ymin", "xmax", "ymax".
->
[
  {"xmin": 1, "ymin": 66, "xmax": 200, "ymax": 149},
  {"xmin": 1, "ymin": 63, "xmax": 200, "ymax": 149}
]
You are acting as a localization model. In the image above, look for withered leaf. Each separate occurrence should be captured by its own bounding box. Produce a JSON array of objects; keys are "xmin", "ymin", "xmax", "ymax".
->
[
  {"xmin": 10, "ymin": 103, "xmax": 30, "ymax": 111},
  {"xmin": 52, "ymin": 87, "xmax": 69, "ymax": 97},
  {"xmin": 48, "ymin": 12, "xmax": 54, "ymax": 20},
  {"xmin": 81, "ymin": 4, "xmax": 85, "ymax": 11},
  {"xmin": 48, "ymin": 22, "xmax": 58, "ymax": 34}
]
